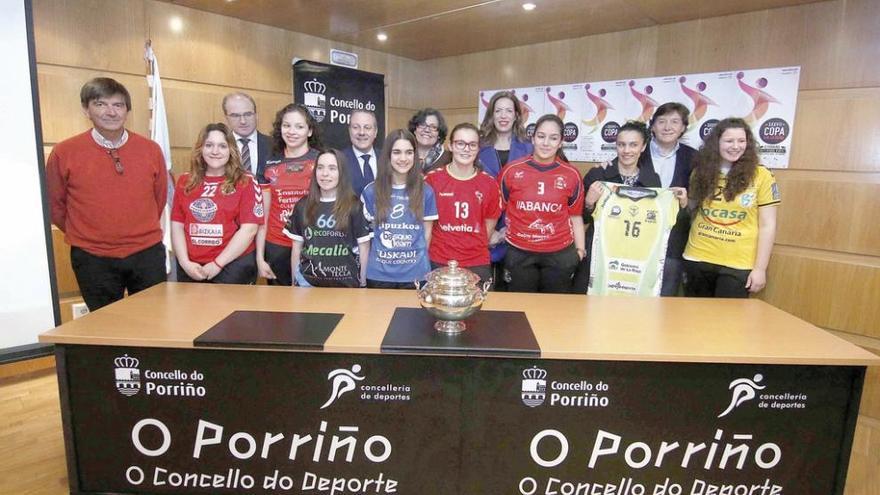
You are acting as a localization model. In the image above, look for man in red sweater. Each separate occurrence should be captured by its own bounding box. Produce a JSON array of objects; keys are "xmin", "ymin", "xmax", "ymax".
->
[{"xmin": 46, "ymin": 78, "xmax": 167, "ymax": 311}]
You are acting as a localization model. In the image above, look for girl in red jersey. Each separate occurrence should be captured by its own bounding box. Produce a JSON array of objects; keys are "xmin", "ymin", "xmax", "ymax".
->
[
  {"xmin": 425, "ymin": 123, "xmax": 502, "ymax": 285},
  {"xmin": 283, "ymin": 149, "xmax": 372, "ymax": 288},
  {"xmin": 499, "ymin": 114, "xmax": 585, "ymax": 293},
  {"xmin": 257, "ymin": 103, "xmax": 322, "ymax": 286},
  {"xmin": 171, "ymin": 123, "xmax": 263, "ymax": 283}
]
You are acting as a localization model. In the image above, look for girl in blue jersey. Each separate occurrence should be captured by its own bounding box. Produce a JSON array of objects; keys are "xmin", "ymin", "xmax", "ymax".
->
[{"xmin": 360, "ymin": 129, "xmax": 438, "ymax": 289}]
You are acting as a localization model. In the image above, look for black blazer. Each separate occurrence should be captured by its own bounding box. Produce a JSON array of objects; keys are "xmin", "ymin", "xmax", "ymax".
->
[
  {"xmin": 638, "ymin": 140, "xmax": 696, "ymax": 189},
  {"xmin": 253, "ymin": 132, "xmax": 272, "ymax": 184},
  {"xmin": 637, "ymin": 141, "xmax": 697, "ymax": 258},
  {"xmin": 344, "ymin": 145, "xmax": 376, "ymax": 197}
]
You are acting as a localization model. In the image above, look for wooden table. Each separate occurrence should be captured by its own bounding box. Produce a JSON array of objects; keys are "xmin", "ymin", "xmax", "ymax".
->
[{"xmin": 41, "ymin": 283, "xmax": 879, "ymax": 494}]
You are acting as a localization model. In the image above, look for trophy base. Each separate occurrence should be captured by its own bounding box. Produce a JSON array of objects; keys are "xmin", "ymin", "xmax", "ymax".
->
[{"xmin": 434, "ymin": 320, "xmax": 466, "ymax": 334}]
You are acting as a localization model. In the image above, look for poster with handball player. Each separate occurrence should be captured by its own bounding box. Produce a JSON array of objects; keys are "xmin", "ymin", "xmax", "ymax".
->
[{"xmin": 478, "ymin": 66, "xmax": 799, "ymax": 167}]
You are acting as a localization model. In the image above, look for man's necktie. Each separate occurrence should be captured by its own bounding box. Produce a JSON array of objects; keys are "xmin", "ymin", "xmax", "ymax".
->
[
  {"xmin": 239, "ymin": 138, "xmax": 252, "ymax": 173},
  {"xmin": 361, "ymin": 154, "xmax": 374, "ymax": 183}
]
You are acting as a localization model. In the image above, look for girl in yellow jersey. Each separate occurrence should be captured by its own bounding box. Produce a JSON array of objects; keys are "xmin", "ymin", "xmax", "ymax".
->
[{"xmin": 684, "ymin": 118, "xmax": 780, "ymax": 298}]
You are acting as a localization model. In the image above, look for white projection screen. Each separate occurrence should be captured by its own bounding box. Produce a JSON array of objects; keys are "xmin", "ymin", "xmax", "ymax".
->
[{"xmin": 0, "ymin": 0, "xmax": 60, "ymax": 360}]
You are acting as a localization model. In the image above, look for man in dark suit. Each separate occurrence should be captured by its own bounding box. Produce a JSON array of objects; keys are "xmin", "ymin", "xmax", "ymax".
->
[
  {"xmin": 641, "ymin": 102, "xmax": 697, "ymax": 296},
  {"xmin": 344, "ymin": 109, "xmax": 379, "ymax": 196},
  {"xmin": 223, "ymin": 92, "xmax": 272, "ymax": 183}
]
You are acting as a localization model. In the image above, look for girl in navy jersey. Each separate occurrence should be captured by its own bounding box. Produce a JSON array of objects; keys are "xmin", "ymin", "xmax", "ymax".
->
[
  {"xmin": 361, "ymin": 129, "xmax": 438, "ymax": 289},
  {"xmin": 257, "ymin": 103, "xmax": 322, "ymax": 286},
  {"xmin": 425, "ymin": 123, "xmax": 502, "ymax": 285},
  {"xmin": 171, "ymin": 123, "xmax": 263, "ymax": 284},
  {"xmin": 478, "ymin": 91, "xmax": 534, "ymax": 290},
  {"xmin": 499, "ymin": 114, "xmax": 585, "ymax": 293},
  {"xmin": 283, "ymin": 149, "xmax": 371, "ymax": 287}
]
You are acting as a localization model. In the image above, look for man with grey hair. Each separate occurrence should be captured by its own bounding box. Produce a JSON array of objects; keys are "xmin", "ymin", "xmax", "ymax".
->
[
  {"xmin": 222, "ymin": 92, "xmax": 272, "ymax": 183},
  {"xmin": 344, "ymin": 109, "xmax": 379, "ymax": 196},
  {"xmin": 46, "ymin": 77, "xmax": 167, "ymax": 311}
]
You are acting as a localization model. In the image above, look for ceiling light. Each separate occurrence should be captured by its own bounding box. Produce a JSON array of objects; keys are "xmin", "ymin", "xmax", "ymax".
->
[
  {"xmin": 169, "ymin": 17, "xmax": 183, "ymax": 33},
  {"xmin": 377, "ymin": 32, "xmax": 388, "ymax": 42},
  {"xmin": 522, "ymin": 2, "xmax": 537, "ymax": 10}
]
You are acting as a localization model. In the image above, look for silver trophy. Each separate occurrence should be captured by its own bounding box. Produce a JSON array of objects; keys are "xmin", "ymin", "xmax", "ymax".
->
[{"xmin": 415, "ymin": 260, "xmax": 491, "ymax": 334}]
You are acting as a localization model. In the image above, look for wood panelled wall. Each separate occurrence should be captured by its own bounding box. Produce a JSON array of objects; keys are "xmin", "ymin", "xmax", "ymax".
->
[{"xmin": 31, "ymin": 0, "xmax": 880, "ymax": 492}]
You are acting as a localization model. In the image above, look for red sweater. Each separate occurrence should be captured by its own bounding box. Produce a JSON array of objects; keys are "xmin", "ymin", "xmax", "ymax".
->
[{"xmin": 47, "ymin": 130, "xmax": 167, "ymax": 258}]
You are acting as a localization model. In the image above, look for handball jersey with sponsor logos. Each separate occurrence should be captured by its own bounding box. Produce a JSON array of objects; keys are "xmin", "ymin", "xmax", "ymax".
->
[
  {"xmin": 361, "ymin": 183, "xmax": 438, "ymax": 282},
  {"xmin": 499, "ymin": 157, "xmax": 584, "ymax": 253},
  {"xmin": 588, "ymin": 185, "xmax": 679, "ymax": 296},
  {"xmin": 261, "ymin": 149, "xmax": 318, "ymax": 247},
  {"xmin": 684, "ymin": 166, "xmax": 780, "ymax": 270},
  {"xmin": 171, "ymin": 173, "xmax": 264, "ymax": 264},
  {"xmin": 283, "ymin": 197, "xmax": 372, "ymax": 287},
  {"xmin": 425, "ymin": 166, "xmax": 502, "ymax": 267}
]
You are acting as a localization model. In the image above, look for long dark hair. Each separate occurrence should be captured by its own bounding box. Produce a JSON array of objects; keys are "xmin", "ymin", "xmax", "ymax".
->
[
  {"xmin": 479, "ymin": 91, "xmax": 527, "ymax": 146},
  {"xmin": 690, "ymin": 118, "xmax": 760, "ymax": 205},
  {"xmin": 374, "ymin": 129, "xmax": 424, "ymax": 222},
  {"xmin": 303, "ymin": 149, "xmax": 358, "ymax": 232},
  {"xmin": 185, "ymin": 123, "xmax": 245, "ymax": 194},
  {"xmin": 271, "ymin": 103, "xmax": 322, "ymax": 156},
  {"xmin": 532, "ymin": 114, "xmax": 568, "ymax": 162}
]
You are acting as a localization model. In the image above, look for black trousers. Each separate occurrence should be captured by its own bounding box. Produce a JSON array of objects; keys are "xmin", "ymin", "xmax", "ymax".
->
[
  {"xmin": 504, "ymin": 244, "xmax": 579, "ymax": 294},
  {"xmin": 176, "ymin": 251, "xmax": 257, "ymax": 285},
  {"xmin": 71, "ymin": 242, "xmax": 167, "ymax": 311},
  {"xmin": 366, "ymin": 279, "xmax": 415, "ymax": 290},
  {"xmin": 683, "ymin": 260, "xmax": 750, "ymax": 298},
  {"xmin": 264, "ymin": 241, "xmax": 293, "ymax": 286}
]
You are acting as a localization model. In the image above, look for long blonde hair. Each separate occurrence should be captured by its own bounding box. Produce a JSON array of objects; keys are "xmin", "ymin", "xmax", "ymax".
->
[{"xmin": 185, "ymin": 123, "xmax": 245, "ymax": 194}]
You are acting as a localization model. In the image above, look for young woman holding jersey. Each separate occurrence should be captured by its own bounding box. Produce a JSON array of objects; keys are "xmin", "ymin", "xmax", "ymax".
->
[
  {"xmin": 283, "ymin": 149, "xmax": 371, "ymax": 288},
  {"xmin": 171, "ymin": 123, "xmax": 263, "ymax": 284},
  {"xmin": 684, "ymin": 118, "xmax": 780, "ymax": 298},
  {"xmin": 499, "ymin": 114, "xmax": 584, "ymax": 293},
  {"xmin": 256, "ymin": 103, "xmax": 322, "ymax": 286},
  {"xmin": 478, "ymin": 91, "xmax": 534, "ymax": 289},
  {"xmin": 360, "ymin": 129, "xmax": 438, "ymax": 289},
  {"xmin": 573, "ymin": 121, "xmax": 687, "ymax": 294},
  {"xmin": 425, "ymin": 123, "xmax": 502, "ymax": 285}
]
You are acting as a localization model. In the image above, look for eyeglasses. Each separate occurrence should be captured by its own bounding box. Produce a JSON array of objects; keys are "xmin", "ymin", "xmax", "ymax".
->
[
  {"xmin": 107, "ymin": 148, "xmax": 123, "ymax": 175},
  {"xmin": 417, "ymin": 123, "xmax": 439, "ymax": 134},
  {"xmin": 227, "ymin": 112, "xmax": 255, "ymax": 120},
  {"xmin": 452, "ymin": 140, "xmax": 479, "ymax": 151}
]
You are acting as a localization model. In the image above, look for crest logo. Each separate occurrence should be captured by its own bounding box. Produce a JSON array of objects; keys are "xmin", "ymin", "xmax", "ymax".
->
[
  {"xmin": 321, "ymin": 364, "xmax": 365, "ymax": 410},
  {"xmin": 190, "ymin": 198, "xmax": 217, "ymax": 222},
  {"xmin": 303, "ymin": 79, "xmax": 327, "ymax": 122},
  {"xmin": 114, "ymin": 355, "xmax": 141, "ymax": 396},
  {"xmin": 521, "ymin": 367, "xmax": 547, "ymax": 407}
]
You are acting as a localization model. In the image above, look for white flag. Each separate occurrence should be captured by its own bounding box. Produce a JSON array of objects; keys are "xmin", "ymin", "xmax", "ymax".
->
[{"xmin": 145, "ymin": 43, "xmax": 175, "ymax": 275}]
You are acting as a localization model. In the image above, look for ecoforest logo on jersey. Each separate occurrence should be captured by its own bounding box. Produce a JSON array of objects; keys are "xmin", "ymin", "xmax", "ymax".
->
[
  {"xmin": 520, "ymin": 366, "xmax": 611, "ymax": 409},
  {"xmin": 113, "ymin": 355, "xmax": 207, "ymax": 398}
]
